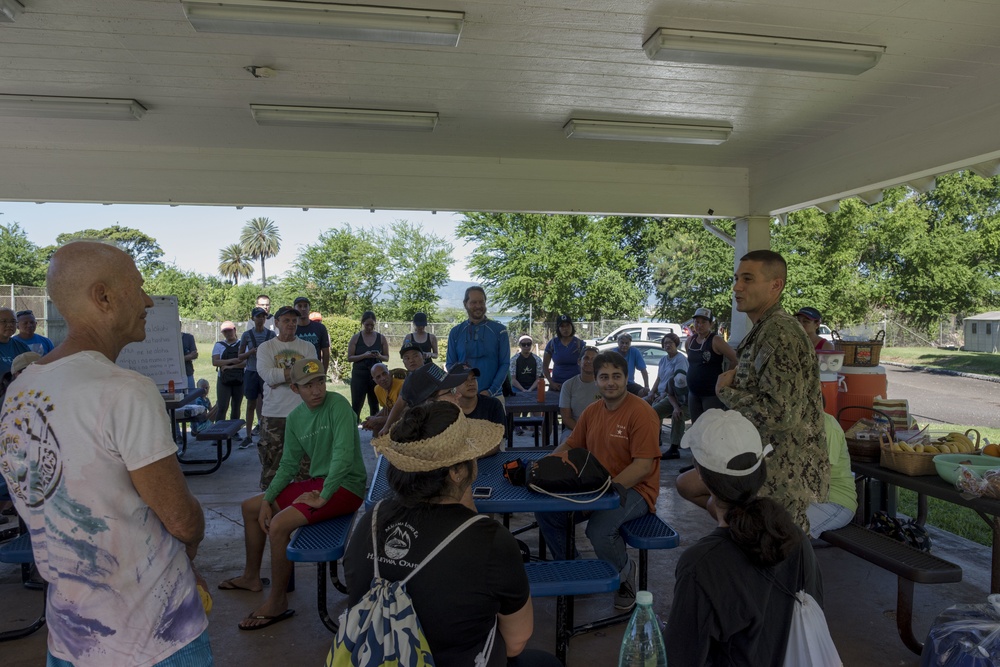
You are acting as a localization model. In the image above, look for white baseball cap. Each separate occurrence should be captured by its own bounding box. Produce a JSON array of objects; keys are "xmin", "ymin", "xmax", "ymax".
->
[{"xmin": 681, "ymin": 409, "xmax": 773, "ymax": 477}]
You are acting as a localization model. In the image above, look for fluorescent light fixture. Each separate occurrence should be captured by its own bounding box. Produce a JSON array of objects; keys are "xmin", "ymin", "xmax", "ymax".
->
[
  {"xmin": 250, "ymin": 104, "xmax": 438, "ymax": 131},
  {"xmin": 563, "ymin": 118, "xmax": 731, "ymax": 145},
  {"xmin": 1, "ymin": 0, "xmax": 24, "ymax": 22},
  {"xmin": 643, "ymin": 28, "xmax": 884, "ymax": 75},
  {"xmin": 181, "ymin": 0, "xmax": 464, "ymax": 47},
  {"xmin": 0, "ymin": 95, "xmax": 146, "ymax": 120}
]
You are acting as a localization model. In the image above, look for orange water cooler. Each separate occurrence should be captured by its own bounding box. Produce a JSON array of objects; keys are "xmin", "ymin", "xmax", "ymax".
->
[
  {"xmin": 817, "ymin": 351, "xmax": 847, "ymax": 417},
  {"xmin": 837, "ymin": 365, "xmax": 888, "ymax": 430},
  {"xmin": 820, "ymin": 373, "xmax": 845, "ymax": 417}
]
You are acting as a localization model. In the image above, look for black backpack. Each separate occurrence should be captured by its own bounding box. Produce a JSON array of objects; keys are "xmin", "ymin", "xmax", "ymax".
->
[{"xmin": 219, "ymin": 341, "xmax": 244, "ymax": 386}]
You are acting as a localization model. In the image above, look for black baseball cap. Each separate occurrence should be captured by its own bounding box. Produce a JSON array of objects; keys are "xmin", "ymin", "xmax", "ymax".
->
[
  {"xmin": 449, "ymin": 361, "xmax": 481, "ymax": 378},
  {"xmin": 293, "ymin": 296, "xmax": 310, "ymax": 306},
  {"xmin": 401, "ymin": 363, "xmax": 469, "ymax": 405},
  {"xmin": 556, "ymin": 314, "xmax": 573, "ymax": 326},
  {"xmin": 273, "ymin": 305, "xmax": 298, "ymax": 320},
  {"xmin": 251, "ymin": 307, "xmax": 267, "ymax": 318},
  {"xmin": 400, "ymin": 340, "xmax": 423, "ymax": 357}
]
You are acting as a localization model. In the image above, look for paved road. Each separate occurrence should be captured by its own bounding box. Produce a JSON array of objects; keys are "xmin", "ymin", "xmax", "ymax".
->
[{"xmin": 882, "ymin": 365, "xmax": 1000, "ymax": 429}]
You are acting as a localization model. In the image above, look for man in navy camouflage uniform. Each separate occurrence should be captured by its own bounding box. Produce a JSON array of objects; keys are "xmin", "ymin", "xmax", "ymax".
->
[{"xmin": 716, "ymin": 249, "xmax": 829, "ymax": 532}]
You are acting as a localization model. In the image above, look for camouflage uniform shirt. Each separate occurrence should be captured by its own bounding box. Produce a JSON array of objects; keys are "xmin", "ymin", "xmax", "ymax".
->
[{"xmin": 718, "ymin": 302, "xmax": 829, "ymax": 532}]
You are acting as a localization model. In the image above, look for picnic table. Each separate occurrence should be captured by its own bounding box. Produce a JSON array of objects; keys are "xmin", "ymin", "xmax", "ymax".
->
[
  {"xmin": 852, "ymin": 460, "xmax": 1000, "ymax": 593},
  {"xmin": 504, "ymin": 391, "xmax": 561, "ymax": 449},
  {"xmin": 162, "ymin": 387, "xmax": 205, "ymax": 445}
]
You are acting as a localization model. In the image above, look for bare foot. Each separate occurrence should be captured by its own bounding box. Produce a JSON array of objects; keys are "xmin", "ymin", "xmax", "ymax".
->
[{"xmin": 218, "ymin": 575, "xmax": 269, "ymax": 592}]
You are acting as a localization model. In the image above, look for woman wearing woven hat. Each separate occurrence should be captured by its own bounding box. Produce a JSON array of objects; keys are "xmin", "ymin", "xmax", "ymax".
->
[
  {"xmin": 666, "ymin": 409, "xmax": 828, "ymax": 665},
  {"xmin": 685, "ymin": 307, "xmax": 738, "ymax": 423},
  {"xmin": 795, "ymin": 306, "xmax": 835, "ymax": 351},
  {"xmin": 345, "ymin": 402, "xmax": 560, "ymax": 667}
]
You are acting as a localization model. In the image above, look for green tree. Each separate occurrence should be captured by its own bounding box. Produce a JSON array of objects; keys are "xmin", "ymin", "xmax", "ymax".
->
[
  {"xmin": 287, "ymin": 227, "xmax": 385, "ymax": 317},
  {"xmin": 772, "ymin": 201, "xmax": 877, "ymax": 328},
  {"xmin": 605, "ymin": 216, "xmax": 673, "ymax": 300},
  {"xmin": 385, "ymin": 221, "xmax": 454, "ymax": 320},
  {"xmin": 457, "ymin": 213, "xmax": 645, "ymax": 321},
  {"xmin": 239, "ymin": 217, "xmax": 281, "ymax": 287},
  {"xmin": 0, "ymin": 222, "xmax": 47, "ymax": 285},
  {"xmin": 651, "ymin": 218, "xmax": 735, "ymax": 325},
  {"xmin": 218, "ymin": 243, "xmax": 254, "ymax": 285},
  {"xmin": 56, "ymin": 225, "xmax": 164, "ymax": 273}
]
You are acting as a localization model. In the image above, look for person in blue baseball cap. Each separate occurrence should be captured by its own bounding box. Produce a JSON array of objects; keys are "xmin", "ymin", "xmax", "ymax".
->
[{"xmin": 795, "ymin": 307, "xmax": 834, "ymax": 351}]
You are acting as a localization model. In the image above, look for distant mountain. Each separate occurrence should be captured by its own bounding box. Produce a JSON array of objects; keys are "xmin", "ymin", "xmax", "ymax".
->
[{"xmin": 436, "ymin": 279, "xmax": 478, "ymax": 310}]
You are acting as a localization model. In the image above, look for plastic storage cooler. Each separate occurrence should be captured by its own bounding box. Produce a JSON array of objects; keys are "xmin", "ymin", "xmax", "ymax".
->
[
  {"xmin": 820, "ymin": 372, "xmax": 844, "ymax": 417},
  {"xmin": 837, "ymin": 365, "xmax": 888, "ymax": 430}
]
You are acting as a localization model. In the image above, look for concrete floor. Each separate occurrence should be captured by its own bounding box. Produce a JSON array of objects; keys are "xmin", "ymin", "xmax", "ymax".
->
[{"xmin": 2, "ymin": 426, "xmax": 996, "ymax": 666}]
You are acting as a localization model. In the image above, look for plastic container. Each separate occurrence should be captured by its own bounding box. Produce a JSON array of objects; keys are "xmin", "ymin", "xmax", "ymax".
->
[
  {"xmin": 816, "ymin": 350, "xmax": 845, "ymax": 374},
  {"xmin": 618, "ymin": 590, "xmax": 667, "ymax": 667},
  {"xmin": 536, "ymin": 377, "xmax": 546, "ymax": 402},
  {"xmin": 837, "ymin": 366, "xmax": 888, "ymax": 430}
]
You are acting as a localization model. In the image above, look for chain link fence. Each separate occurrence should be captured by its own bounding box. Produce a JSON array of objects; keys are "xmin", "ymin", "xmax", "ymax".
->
[
  {"xmin": 0, "ymin": 285, "xmax": 56, "ymax": 337},
  {"xmin": 180, "ymin": 318, "xmax": 642, "ymax": 351},
  {"xmin": 831, "ymin": 316, "xmax": 964, "ymax": 348}
]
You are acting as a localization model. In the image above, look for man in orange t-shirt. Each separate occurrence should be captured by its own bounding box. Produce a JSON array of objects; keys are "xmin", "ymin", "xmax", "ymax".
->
[{"xmin": 534, "ymin": 351, "xmax": 660, "ymax": 612}]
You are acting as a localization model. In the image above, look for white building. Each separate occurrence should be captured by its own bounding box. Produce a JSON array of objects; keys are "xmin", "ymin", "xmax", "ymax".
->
[{"xmin": 963, "ymin": 312, "xmax": 1000, "ymax": 353}]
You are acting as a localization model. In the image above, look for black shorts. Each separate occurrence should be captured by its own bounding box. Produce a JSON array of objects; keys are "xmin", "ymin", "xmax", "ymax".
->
[{"xmin": 243, "ymin": 370, "xmax": 264, "ymax": 400}]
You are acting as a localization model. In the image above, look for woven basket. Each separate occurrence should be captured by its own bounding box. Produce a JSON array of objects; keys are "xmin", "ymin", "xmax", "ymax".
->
[
  {"xmin": 879, "ymin": 439, "xmax": 939, "ymax": 476},
  {"xmin": 832, "ymin": 329, "xmax": 885, "ymax": 367},
  {"xmin": 840, "ymin": 405, "xmax": 893, "ymax": 463}
]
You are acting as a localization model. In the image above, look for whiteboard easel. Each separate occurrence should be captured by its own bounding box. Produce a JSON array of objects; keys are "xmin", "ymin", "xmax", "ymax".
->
[{"xmin": 116, "ymin": 295, "xmax": 187, "ymax": 391}]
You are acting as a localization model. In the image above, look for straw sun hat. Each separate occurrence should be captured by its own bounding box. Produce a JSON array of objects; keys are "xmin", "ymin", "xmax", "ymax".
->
[{"xmin": 372, "ymin": 406, "xmax": 504, "ymax": 473}]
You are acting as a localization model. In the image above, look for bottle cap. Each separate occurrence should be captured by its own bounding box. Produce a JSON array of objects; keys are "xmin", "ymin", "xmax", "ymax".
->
[{"xmin": 636, "ymin": 590, "xmax": 653, "ymax": 605}]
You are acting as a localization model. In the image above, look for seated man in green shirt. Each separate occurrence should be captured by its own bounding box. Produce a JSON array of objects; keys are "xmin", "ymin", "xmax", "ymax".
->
[{"xmin": 220, "ymin": 358, "xmax": 367, "ymax": 631}]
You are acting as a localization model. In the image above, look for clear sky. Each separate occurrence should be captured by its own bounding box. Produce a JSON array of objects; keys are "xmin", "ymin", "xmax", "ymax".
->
[{"xmin": 0, "ymin": 202, "xmax": 474, "ymax": 282}]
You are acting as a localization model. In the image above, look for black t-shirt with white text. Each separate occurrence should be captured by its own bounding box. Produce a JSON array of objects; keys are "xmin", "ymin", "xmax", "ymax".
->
[{"xmin": 344, "ymin": 502, "xmax": 529, "ymax": 667}]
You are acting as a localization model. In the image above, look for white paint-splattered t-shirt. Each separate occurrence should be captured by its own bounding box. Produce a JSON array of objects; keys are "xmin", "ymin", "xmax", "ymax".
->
[{"xmin": 0, "ymin": 351, "xmax": 207, "ymax": 666}]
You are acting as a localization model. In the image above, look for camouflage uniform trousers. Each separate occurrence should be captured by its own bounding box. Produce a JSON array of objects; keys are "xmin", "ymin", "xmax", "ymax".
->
[{"xmin": 257, "ymin": 416, "xmax": 311, "ymax": 492}]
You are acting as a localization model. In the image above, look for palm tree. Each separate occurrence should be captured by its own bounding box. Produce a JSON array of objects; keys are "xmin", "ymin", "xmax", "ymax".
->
[
  {"xmin": 218, "ymin": 243, "xmax": 254, "ymax": 285},
  {"xmin": 240, "ymin": 217, "xmax": 281, "ymax": 287}
]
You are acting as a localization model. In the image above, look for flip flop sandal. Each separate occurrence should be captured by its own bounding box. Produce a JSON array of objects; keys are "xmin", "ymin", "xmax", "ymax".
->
[
  {"xmin": 218, "ymin": 577, "xmax": 270, "ymax": 591},
  {"xmin": 238, "ymin": 608, "xmax": 295, "ymax": 631}
]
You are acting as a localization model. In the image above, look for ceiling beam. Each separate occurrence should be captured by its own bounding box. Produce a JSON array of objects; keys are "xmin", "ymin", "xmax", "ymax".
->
[
  {"xmin": 0, "ymin": 145, "xmax": 750, "ymax": 217},
  {"xmin": 751, "ymin": 74, "xmax": 1000, "ymax": 215}
]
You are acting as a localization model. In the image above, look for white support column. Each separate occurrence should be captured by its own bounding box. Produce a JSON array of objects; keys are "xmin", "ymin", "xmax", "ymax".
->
[{"xmin": 728, "ymin": 216, "xmax": 772, "ymax": 346}]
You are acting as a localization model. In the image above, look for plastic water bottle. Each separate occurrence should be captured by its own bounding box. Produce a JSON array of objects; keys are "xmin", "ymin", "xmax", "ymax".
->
[
  {"xmin": 618, "ymin": 590, "xmax": 667, "ymax": 666},
  {"xmin": 536, "ymin": 376, "xmax": 546, "ymax": 402}
]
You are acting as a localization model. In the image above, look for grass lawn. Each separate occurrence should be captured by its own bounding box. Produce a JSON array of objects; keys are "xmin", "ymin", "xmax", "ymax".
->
[
  {"xmin": 881, "ymin": 346, "xmax": 1000, "ymax": 377},
  {"xmin": 896, "ymin": 490, "xmax": 993, "ymax": 547}
]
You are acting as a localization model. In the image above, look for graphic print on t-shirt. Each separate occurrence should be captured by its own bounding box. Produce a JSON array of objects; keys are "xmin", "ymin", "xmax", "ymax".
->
[
  {"xmin": 273, "ymin": 348, "xmax": 306, "ymax": 370},
  {"xmin": 383, "ymin": 520, "xmax": 417, "ymax": 561},
  {"xmin": 1, "ymin": 390, "xmax": 62, "ymax": 507}
]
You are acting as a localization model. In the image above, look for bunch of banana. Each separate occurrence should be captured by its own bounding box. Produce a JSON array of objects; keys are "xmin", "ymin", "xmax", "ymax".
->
[
  {"xmin": 922, "ymin": 432, "xmax": 977, "ymax": 454},
  {"xmin": 891, "ymin": 432, "xmax": 976, "ymax": 454}
]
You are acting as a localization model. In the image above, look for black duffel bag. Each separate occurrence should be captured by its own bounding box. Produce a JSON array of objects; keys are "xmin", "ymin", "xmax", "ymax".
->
[{"xmin": 525, "ymin": 449, "xmax": 613, "ymax": 501}]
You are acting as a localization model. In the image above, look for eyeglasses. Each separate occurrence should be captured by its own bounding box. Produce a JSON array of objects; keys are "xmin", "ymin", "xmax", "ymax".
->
[
  {"xmin": 15, "ymin": 310, "xmax": 32, "ymax": 318},
  {"xmin": 520, "ymin": 342, "xmax": 532, "ymax": 347}
]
